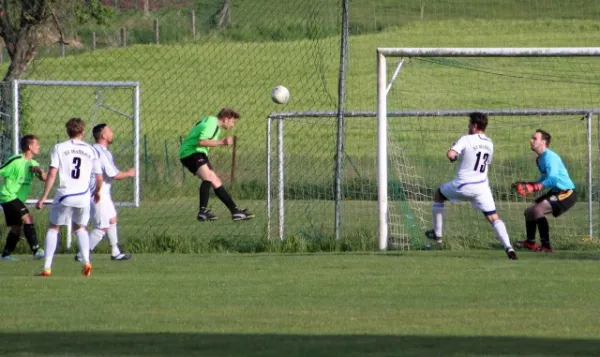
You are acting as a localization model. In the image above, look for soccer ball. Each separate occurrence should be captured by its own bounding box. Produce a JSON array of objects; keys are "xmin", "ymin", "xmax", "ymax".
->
[{"xmin": 271, "ymin": 85, "xmax": 290, "ymax": 104}]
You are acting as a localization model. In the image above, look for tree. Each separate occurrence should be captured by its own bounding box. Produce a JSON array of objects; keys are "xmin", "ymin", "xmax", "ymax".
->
[{"xmin": 0, "ymin": 0, "xmax": 112, "ymax": 81}]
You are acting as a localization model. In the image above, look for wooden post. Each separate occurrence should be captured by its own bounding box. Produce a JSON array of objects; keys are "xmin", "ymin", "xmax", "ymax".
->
[
  {"xmin": 153, "ymin": 19, "xmax": 159, "ymax": 44},
  {"xmin": 191, "ymin": 10, "xmax": 196, "ymax": 40},
  {"xmin": 230, "ymin": 135, "xmax": 237, "ymax": 184},
  {"xmin": 60, "ymin": 42, "xmax": 65, "ymax": 57},
  {"xmin": 92, "ymin": 32, "xmax": 96, "ymax": 51},
  {"xmin": 120, "ymin": 27, "xmax": 127, "ymax": 47}
]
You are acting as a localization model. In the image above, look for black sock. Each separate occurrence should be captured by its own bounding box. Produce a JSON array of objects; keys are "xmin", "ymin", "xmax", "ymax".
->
[
  {"xmin": 199, "ymin": 181, "xmax": 212, "ymax": 212},
  {"xmin": 537, "ymin": 217, "xmax": 550, "ymax": 247},
  {"xmin": 525, "ymin": 220, "xmax": 537, "ymax": 242},
  {"xmin": 23, "ymin": 224, "xmax": 39, "ymax": 254},
  {"xmin": 214, "ymin": 186, "xmax": 237, "ymax": 213},
  {"xmin": 2, "ymin": 231, "xmax": 20, "ymax": 257}
]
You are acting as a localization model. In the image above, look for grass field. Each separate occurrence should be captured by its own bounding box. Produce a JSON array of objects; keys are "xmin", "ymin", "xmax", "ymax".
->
[{"xmin": 1, "ymin": 252, "xmax": 600, "ymax": 356}]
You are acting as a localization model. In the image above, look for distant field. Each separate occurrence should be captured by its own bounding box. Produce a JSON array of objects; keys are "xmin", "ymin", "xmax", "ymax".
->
[{"xmin": 1, "ymin": 252, "xmax": 600, "ymax": 357}]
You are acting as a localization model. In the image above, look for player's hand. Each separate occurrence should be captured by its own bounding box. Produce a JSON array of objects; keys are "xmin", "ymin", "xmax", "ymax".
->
[
  {"xmin": 93, "ymin": 192, "xmax": 101, "ymax": 204},
  {"xmin": 223, "ymin": 137, "xmax": 234, "ymax": 146},
  {"xmin": 512, "ymin": 182, "xmax": 542, "ymax": 197},
  {"xmin": 125, "ymin": 168, "xmax": 136, "ymax": 177},
  {"xmin": 35, "ymin": 199, "xmax": 45, "ymax": 210},
  {"xmin": 30, "ymin": 166, "xmax": 42, "ymax": 174}
]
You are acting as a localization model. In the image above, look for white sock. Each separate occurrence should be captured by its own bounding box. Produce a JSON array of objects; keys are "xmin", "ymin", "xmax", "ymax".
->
[
  {"xmin": 107, "ymin": 224, "xmax": 121, "ymax": 256},
  {"xmin": 492, "ymin": 220, "xmax": 512, "ymax": 250},
  {"xmin": 432, "ymin": 202, "xmax": 445, "ymax": 237},
  {"xmin": 76, "ymin": 229, "xmax": 91, "ymax": 265},
  {"xmin": 43, "ymin": 229, "xmax": 59, "ymax": 270},
  {"xmin": 89, "ymin": 229, "xmax": 105, "ymax": 251}
]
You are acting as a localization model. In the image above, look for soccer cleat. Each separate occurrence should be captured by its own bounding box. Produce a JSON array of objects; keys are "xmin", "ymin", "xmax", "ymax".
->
[
  {"xmin": 197, "ymin": 209, "xmax": 218, "ymax": 222},
  {"xmin": 33, "ymin": 249, "xmax": 45, "ymax": 260},
  {"xmin": 424, "ymin": 230, "xmax": 442, "ymax": 243},
  {"xmin": 111, "ymin": 252, "xmax": 132, "ymax": 261},
  {"xmin": 82, "ymin": 263, "xmax": 92, "ymax": 277},
  {"xmin": 514, "ymin": 240, "xmax": 538, "ymax": 251},
  {"xmin": 505, "ymin": 248, "xmax": 518, "ymax": 260},
  {"xmin": 232, "ymin": 208, "xmax": 255, "ymax": 221},
  {"xmin": 37, "ymin": 269, "xmax": 51, "ymax": 277},
  {"xmin": 536, "ymin": 245, "xmax": 553, "ymax": 253},
  {"xmin": 0, "ymin": 255, "xmax": 17, "ymax": 261}
]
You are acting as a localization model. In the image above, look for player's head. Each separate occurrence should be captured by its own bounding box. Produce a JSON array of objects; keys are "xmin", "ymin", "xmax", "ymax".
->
[
  {"xmin": 468, "ymin": 112, "xmax": 488, "ymax": 134},
  {"xmin": 92, "ymin": 123, "xmax": 114, "ymax": 144},
  {"xmin": 20, "ymin": 135, "xmax": 40, "ymax": 155},
  {"xmin": 531, "ymin": 129, "xmax": 551, "ymax": 153},
  {"xmin": 66, "ymin": 118, "xmax": 85, "ymax": 139},
  {"xmin": 217, "ymin": 108, "xmax": 241, "ymax": 130}
]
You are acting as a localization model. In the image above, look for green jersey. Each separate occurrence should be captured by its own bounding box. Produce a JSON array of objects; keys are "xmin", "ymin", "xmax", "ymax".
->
[
  {"xmin": 0, "ymin": 154, "xmax": 40, "ymax": 203},
  {"xmin": 178, "ymin": 116, "xmax": 222, "ymax": 158}
]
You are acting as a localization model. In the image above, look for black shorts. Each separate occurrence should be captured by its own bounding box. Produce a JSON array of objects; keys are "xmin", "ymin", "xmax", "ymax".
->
[
  {"xmin": 180, "ymin": 153, "xmax": 212, "ymax": 174},
  {"xmin": 535, "ymin": 189, "xmax": 577, "ymax": 217},
  {"xmin": 1, "ymin": 199, "xmax": 29, "ymax": 226}
]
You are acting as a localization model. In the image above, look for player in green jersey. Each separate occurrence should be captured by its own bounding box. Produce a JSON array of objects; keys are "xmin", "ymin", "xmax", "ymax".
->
[
  {"xmin": 0, "ymin": 135, "xmax": 47, "ymax": 260},
  {"xmin": 179, "ymin": 108, "xmax": 254, "ymax": 221}
]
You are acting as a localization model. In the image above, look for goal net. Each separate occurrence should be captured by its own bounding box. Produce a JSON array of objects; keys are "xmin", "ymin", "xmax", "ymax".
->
[{"xmin": 378, "ymin": 48, "xmax": 600, "ymax": 250}]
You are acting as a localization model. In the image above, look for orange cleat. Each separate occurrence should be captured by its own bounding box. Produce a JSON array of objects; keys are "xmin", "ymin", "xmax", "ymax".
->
[
  {"xmin": 82, "ymin": 263, "xmax": 92, "ymax": 277},
  {"xmin": 37, "ymin": 269, "xmax": 51, "ymax": 277}
]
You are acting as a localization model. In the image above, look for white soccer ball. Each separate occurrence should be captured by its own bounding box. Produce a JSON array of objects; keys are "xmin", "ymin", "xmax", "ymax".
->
[{"xmin": 271, "ymin": 85, "xmax": 290, "ymax": 104}]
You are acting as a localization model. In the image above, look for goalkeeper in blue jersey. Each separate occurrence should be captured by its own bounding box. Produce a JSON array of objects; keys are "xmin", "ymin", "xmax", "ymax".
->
[{"xmin": 512, "ymin": 129, "xmax": 576, "ymax": 252}]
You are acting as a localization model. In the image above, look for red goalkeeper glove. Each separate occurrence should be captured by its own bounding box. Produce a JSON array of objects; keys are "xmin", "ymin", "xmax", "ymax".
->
[{"xmin": 512, "ymin": 182, "xmax": 542, "ymax": 197}]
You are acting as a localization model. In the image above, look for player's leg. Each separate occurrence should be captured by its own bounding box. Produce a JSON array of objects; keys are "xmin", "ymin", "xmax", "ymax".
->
[
  {"xmin": 535, "ymin": 189, "xmax": 577, "ymax": 252},
  {"xmin": 187, "ymin": 154, "xmax": 218, "ymax": 221},
  {"xmin": 1, "ymin": 201, "xmax": 22, "ymax": 260},
  {"xmin": 21, "ymin": 211, "xmax": 43, "ymax": 259},
  {"xmin": 524, "ymin": 199, "xmax": 553, "ymax": 251},
  {"xmin": 472, "ymin": 187, "xmax": 517, "ymax": 259},
  {"xmin": 107, "ymin": 216, "xmax": 132, "ymax": 261},
  {"xmin": 425, "ymin": 181, "xmax": 454, "ymax": 243},
  {"xmin": 196, "ymin": 162, "xmax": 254, "ymax": 221},
  {"xmin": 39, "ymin": 203, "xmax": 67, "ymax": 276},
  {"xmin": 75, "ymin": 198, "xmax": 105, "ymax": 262},
  {"xmin": 72, "ymin": 206, "xmax": 92, "ymax": 276}
]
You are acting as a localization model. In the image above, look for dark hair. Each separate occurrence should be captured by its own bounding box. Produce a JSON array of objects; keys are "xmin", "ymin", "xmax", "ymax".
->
[
  {"xmin": 536, "ymin": 129, "xmax": 551, "ymax": 147},
  {"xmin": 469, "ymin": 112, "xmax": 488, "ymax": 131},
  {"xmin": 92, "ymin": 123, "xmax": 108, "ymax": 141},
  {"xmin": 66, "ymin": 118, "xmax": 85, "ymax": 138},
  {"xmin": 20, "ymin": 135, "xmax": 38, "ymax": 152},
  {"xmin": 217, "ymin": 108, "xmax": 241, "ymax": 120}
]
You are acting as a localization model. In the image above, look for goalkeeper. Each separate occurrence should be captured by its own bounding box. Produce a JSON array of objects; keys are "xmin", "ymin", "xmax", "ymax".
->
[{"xmin": 513, "ymin": 129, "xmax": 576, "ymax": 252}]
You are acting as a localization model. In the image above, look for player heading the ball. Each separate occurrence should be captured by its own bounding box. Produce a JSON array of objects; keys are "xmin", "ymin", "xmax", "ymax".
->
[
  {"xmin": 179, "ymin": 108, "xmax": 254, "ymax": 222},
  {"xmin": 425, "ymin": 112, "xmax": 517, "ymax": 260}
]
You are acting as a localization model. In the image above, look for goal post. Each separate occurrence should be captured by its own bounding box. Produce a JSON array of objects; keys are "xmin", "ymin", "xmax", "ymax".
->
[{"xmin": 377, "ymin": 47, "xmax": 600, "ymax": 250}]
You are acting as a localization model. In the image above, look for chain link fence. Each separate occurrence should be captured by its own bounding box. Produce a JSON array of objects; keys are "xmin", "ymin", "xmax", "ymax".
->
[{"xmin": 1, "ymin": 0, "xmax": 599, "ymax": 252}]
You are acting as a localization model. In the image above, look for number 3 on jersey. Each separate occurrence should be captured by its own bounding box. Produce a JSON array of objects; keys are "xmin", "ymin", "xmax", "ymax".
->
[
  {"xmin": 71, "ymin": 157, "xmax": 81, "ymax": 179},
  {"xmin": 473, "ymin": 151, "xmax": 489, "ymax": 173}
]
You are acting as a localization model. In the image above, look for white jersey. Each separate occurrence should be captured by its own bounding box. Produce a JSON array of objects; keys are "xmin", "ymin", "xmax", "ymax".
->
[
  {"xmin": 50, "ymin": 139, "xmax": 101, "ymax": 207},
  {"xmin": 91, "ymin": 143, "xmax": 120, "ymax": 195},
  {"xmin": 450, "ymin": 134, "xmax": 494, "ymax": 185}
]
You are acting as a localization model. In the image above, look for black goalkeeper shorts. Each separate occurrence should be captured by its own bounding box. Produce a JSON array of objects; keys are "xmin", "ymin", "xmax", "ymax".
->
[
  {"xmin": 535, "ymin": 189, "xmax": 576, "ymax": 217},
  {"xmin": 180, "ymin": 153, "xmax": 212, "ymax": 175}
]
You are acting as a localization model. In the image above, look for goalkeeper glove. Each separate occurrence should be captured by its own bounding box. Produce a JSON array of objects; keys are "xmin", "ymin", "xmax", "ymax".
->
[{"xmin": 512, "ymin": 182, "xmax": 542, "ymax": 197}]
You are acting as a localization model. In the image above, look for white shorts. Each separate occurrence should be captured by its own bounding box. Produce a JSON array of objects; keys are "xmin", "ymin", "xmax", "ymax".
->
[
  {"xmin": 439, "ymin": 180, "xmax": 497, "ymax": 214},
  {"xmin": 91, "ymin": 195, "xmax": 117, "ymax": 229},
  {"xmin": 49, "ymin": 203, "xmax": 91, "ymax": 226}
]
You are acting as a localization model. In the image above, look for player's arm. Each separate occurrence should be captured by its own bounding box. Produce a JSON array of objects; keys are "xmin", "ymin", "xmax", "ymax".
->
[
  {"xmin": 92, "ymin": 158, "xmax": 103, "ymax": 203},
  {"xmin": 446, "ymin": 149, "xmax": 459, "ymax": 162},
  {"xmin": 536, "ymin": 155, "xmax": 559, "ymax": 189},
  {"xmin": 198, "ymin": 137, "xmax": 233, "ymax": 147},
  {"xmin": 36, "ymin": 167, "xmax": 57, "ymax": 209},
  {"xmin": 30, "ymin": 166, "xmax": 47, "ymax": 181},
  {"xmin": 113, "ymin": 168, "xmax": 136, "ymax": 180}
]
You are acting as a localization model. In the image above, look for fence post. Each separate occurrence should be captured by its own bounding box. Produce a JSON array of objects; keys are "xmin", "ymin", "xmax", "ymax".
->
[
  {"xmin": 179, "ymin": 136, "xmax": 185, "ymax": 182},
  {"xmin": 120, "ymin": 27, "xmax": 127, "ymax": 47},
  {"xmin": 164, "ymin": 139, "xmax": 170, "ymax": 180},
  {"xmin": 191, "ymin": 10, "xmax": 196, "ymax": 40},
  {"xmin": 153, "ymin": 19, "xmax": 159, "ymax": 44},
  {"xmin": 60, "ymin": 42, "xmax": 65, "ymax": 57},
  {"xmin": 144, "ymin": 135, "xmax": 148, "ymax": 182},
  {"xmin": 91, "ymin": 32, "xmax": 96, "ymax": 51}
]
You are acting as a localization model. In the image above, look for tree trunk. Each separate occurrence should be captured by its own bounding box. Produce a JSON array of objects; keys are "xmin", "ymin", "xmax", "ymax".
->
[{"xmin": 217, "ymin": 0, "xmax": 231, "ymax": 28}]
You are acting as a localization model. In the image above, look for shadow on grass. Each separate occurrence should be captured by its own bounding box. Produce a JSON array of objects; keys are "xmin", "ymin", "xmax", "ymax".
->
[{"xmin": 1, "ymin": 333, "xmax": 598, "ymax": 357}]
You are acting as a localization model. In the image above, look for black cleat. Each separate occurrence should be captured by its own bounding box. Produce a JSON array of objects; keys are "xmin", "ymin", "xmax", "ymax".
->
[
  {"xmin": 197, "ymin": 209, "xmax": 218, "ymax": 222},
  {"xmin": 111, "ymin": 253, "xmax": 132, "ymax": 261},
  {"xmin": 505, "ymin": 248, "xmax": 518, "ymax": 260},
  {"xmin": 425, "ymin": 229, "xmax": 442, "ymax": 243},
  {"xmin": 232, "ymin": 208, "xmax": 255, "ymax": 221}
]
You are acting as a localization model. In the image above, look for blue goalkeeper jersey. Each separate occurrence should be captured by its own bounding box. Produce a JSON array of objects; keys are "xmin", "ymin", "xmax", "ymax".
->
[{"xmin": 535, "ymin": 149, "xmax": 575, "ymax": 191}]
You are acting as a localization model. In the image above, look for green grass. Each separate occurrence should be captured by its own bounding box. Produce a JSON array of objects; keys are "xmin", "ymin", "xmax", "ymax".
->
[{"xmin": 1, "ymin": 252, "xmax": 600, "ymax": 356}]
